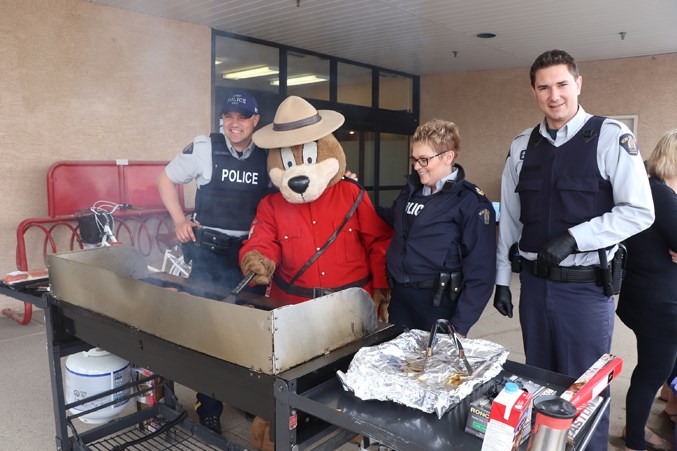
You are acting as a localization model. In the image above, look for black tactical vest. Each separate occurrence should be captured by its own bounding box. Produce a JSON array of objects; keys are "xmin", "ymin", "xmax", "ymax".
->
[
  {"xmin": 517, "ymin": 116, "xmax": 614, "ymax": 252},
  {"xmin": 194, "ymin": 133, "xmax": 270, "ymax": 231}
]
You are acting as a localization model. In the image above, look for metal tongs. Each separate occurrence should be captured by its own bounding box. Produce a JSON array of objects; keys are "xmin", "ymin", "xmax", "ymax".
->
[
  {"xmin": 427, "ymin": 319, "xmax": 474, "ymax": 376},
  {"xmin": 221, "ymin": 271, "xmax": 256, "ymax": 303}
]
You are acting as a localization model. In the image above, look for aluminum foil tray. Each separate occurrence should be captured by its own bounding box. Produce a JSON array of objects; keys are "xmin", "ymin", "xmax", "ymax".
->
[{"xmin": 337, "ymin": 329, "xmax": 509, "ymax": 418}]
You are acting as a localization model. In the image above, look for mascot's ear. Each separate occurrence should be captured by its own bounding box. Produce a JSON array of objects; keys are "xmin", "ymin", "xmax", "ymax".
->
[
  {"xmin": 317, "ymin": 135, "xmax": 346, "ymax": 187},
  {"xmin": 267, "ymin": 148, "xmax": 283, "ymax": 171}
]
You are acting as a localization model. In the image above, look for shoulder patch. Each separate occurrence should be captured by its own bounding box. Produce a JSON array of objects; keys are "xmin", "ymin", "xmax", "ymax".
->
[
  {"xmin": 619, "ymin": 133, "xmax": 639, "ymax": 156},
  {"xmin": 182, "ymin": 143, "xmax": 194, "ymax": 154},
  {"xmin": 478, "ymin": 208, "xmax": 491, "ymax": 225}
]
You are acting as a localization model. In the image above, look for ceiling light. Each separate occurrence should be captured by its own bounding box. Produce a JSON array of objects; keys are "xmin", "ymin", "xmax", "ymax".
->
[
  {"xmin": 270, "ymin": 74, "xmax": 329, "ymax": 86},
  {"xmin": 223, "ymin": 65, "xmax": 279, "ymax": 80},
  {"xmin": 475, "ymin": 32, "xmax": 496, "ymax": 39}
]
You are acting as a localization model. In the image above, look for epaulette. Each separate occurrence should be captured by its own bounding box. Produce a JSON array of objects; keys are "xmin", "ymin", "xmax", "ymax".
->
[
  {"xmin": 187, "ymin": 135, "xmax": 212, "ymax": 155},
  {"xmin": 512, "ymin": 128, "xmax": 532, "ymax": 143},
  {"xmin": 460, "ymin": 180, "xmax": 489, "ymax": 202}
]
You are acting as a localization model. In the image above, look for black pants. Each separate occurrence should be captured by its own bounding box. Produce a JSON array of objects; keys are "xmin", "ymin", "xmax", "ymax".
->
[
  {"xmin": 188, "ymin": 243, "xmax": 265, "ymax": 418},
  {"xmin": 624, "ymin": 334, "xmax": 677, "ymax": 449},
  {"xmin": 188, "ymin": 242, "xmax": 242, "ymax": 289},
  {"xmin": 388, "ymin": 283, "xmax": 458, "ymax": 332}
]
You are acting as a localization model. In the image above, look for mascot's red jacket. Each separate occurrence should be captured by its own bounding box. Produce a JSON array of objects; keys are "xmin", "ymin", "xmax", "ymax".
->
[{"xmin": 241, "ymin": 179, "xmax": 391, "ymax": 305}]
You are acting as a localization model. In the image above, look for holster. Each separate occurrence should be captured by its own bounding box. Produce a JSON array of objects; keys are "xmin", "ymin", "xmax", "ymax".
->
[
  {"xmin": 598, "ymin": 244, "xmax": 627, "ymax": 296},
  {"xmin": 598, "ymin": 249, "xmax": 614, "ymax": 297},
  {"xmin": 611, "ymin": 243, "xmax": 627, "ymax": 295},
  {"xmin": 432, "ymin": 271, "xmax": 463, "ymax": 306},
  {"xmin": 432, "ymin": 273, "xmax": 451, "ymax": 307},
  {"xmin": 509, "ymin": 242, "xmax": 522, "ymax": 273},
  {"xmin": 449, "ymin": 271, "xmax": 463, "ymax": 302}
]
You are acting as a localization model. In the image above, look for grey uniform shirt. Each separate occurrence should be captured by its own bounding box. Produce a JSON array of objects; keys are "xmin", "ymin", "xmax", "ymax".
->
[
  {"xmin": 164, "ymin": 134, "xmax": 259, "ymax": 237},
  {"xmin": 495, "ymin": 106, "xmax": 655, "ymax": 286},
  {"xmin": 421, "ymin": 166, "xmax": 460, "ymax": 195}
]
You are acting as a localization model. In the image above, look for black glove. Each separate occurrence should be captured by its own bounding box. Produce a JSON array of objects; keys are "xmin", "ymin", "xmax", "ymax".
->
[
  {"xmin": 493, "ymin": 285, "xmax": 513, "ymax": 318},
  {"xmin": 537, "ymin": 232, "xmax": 577, "ymax": 267}
]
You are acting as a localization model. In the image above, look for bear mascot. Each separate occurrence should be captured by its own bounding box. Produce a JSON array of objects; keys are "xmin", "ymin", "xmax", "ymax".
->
[
  {"xmin": 240, "ymin": 96, "xmax": 392, "ymax": 449},
  {"xmin": 240, "ymin": 95, "xmax": 392, "ymax": 312}
]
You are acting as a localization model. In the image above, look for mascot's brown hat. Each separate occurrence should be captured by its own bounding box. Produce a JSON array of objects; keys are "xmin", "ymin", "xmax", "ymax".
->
[{"xmin": 253, "ymin": 96, "xmax": 345, "ymax": 148}]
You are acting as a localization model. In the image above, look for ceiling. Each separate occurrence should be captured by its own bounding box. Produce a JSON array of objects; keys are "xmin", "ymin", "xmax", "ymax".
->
[{"xmin": 89, "ymin": 0, "xmax": 677, "ymax": 76}]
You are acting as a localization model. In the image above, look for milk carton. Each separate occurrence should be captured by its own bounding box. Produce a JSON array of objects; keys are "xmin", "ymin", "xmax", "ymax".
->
[{"xmin": 481, "ymin": 382, "xmax": 534, "ymax": 451}]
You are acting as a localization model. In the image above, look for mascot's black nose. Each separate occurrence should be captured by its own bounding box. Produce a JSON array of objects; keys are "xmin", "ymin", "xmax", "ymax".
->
[{"xmin": 288, "ymin": 175, "xmax": 310, "ymax": 194}]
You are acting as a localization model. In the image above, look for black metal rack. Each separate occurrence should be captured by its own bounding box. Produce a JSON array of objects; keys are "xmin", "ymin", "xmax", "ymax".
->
[{"xmin": 39, "ymin": 291, "xmax": 407, "ymax": 450}]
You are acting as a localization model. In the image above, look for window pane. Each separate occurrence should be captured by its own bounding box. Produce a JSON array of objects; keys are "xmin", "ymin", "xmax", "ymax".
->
[
  {"xmin": 215, "ymin": 36, "xmax": 279, "ymax": 93},
  {"xmin": 338, "ymin": 62, "xmax": 372, "ymax": 107},
  {"xmin": 378, "ymin": 189, "xmax": 402, "ymax": 208},
  {"xmin": 379, "ymin": 132, "xmax": 410, "ymax": 186},
  {"xmin": 336, "ymin": 129, "xmax": 375, "ymax": 186},
  {"xmin": 287, "ymin": 52, "xmax": 330, "ymax": 101},
  {"xmin": 379, "ymin": 71, "xmax": 413, "ymax": 112}
]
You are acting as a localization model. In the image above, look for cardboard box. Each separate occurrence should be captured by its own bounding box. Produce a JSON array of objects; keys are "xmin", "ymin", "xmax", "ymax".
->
[
  {"xmin": 465, "ymin": 395, "xmax": 493, "ymax": 440},
  {"xmin": 560, "ymin": 354, "xmax": 622, "ymax": 414},
  {"xmin": 566, "ymin": 395, "xmax": 604, "ymax": 450}
]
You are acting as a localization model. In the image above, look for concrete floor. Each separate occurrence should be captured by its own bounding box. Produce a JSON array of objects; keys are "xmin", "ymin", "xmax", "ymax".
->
[{"xmin": 0, "ymin": 274, "xmax": 674, "ymax": 450}]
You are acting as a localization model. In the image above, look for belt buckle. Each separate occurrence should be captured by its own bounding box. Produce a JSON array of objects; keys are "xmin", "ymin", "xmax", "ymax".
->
[{"xmin": 312, "ymin": 287, "xmax": 332, "ymax": 298}]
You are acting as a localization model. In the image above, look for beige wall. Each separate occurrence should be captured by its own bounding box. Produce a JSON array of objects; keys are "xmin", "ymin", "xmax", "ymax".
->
[
  {"xmin": 0, "ymin": 0, "xmax": 211, "ymax": 274},
  {"xmin": 421, "ymin": 53, "xmax": 677, "ymax": 202}
]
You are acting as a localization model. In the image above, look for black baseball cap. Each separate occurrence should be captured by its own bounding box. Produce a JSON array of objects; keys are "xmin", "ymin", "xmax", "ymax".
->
[{"xmin": 221, "ymin": 91, "xmax": 259, "ymax": 118}]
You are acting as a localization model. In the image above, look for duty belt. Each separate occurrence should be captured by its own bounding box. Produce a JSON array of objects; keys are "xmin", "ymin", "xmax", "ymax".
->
[
  {"xmin": 395, "ymin": 279, "xmax": 436, "ymax": 289},
  {"xmin": 273, "ymin": 274, "xmax": 371, "ymax": 299},
  {"xmin": 522, "ymin": 259, "xmax": 599, "ymax": 283}
]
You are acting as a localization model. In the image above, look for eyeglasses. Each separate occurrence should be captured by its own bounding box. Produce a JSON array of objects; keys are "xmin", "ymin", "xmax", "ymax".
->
[{"xmin": 409, "ymin": 150, "xmax": 451, "ymax": 167}]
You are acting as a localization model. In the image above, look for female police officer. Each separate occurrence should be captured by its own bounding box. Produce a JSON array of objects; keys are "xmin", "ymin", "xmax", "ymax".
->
[{"xmin": 379, "ymin": 119, "xmax": 496, "ymax": 336}]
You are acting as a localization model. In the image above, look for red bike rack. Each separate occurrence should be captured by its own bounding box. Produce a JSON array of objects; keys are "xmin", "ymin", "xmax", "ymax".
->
[{"xmin": 5, "ymin": 160, "xmax": 190, "ymax": 325}]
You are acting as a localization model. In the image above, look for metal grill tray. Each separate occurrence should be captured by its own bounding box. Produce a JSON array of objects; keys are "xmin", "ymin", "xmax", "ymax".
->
[
  {"xmin": 289, "ymin": 361, "xmax": 608, "ymax": 451},
  {"xmin": 70, "ymin": 404, "xmax": 248, "ymax": 451},
  {"xmin": 87, "ymin": 419, "xmax": 220, "ymax": 450}
]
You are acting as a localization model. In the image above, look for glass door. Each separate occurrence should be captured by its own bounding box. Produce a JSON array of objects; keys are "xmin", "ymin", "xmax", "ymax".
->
[{"xmin": 336, "ymin": 125, "xmax": 410, "ymax": 207}]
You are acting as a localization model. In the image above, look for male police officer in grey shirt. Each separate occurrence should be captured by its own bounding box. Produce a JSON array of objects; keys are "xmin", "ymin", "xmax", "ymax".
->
[
  {"xmin": 493, "ymin": 50, "xmax": 654, "ymax": 450},
  {"xmin": 157, "ymin": 90, "xmax": 270, "ymax": 434}
]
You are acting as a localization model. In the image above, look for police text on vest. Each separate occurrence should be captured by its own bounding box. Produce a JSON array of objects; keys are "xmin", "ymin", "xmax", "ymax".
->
[{"xmin": 221, "ymin": 169, "xmax": 259, "ymax": 184}]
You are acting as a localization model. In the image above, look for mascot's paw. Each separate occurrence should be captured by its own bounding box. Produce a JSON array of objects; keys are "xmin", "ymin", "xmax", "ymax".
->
[
  {"xmin": 241, "ymin": 250, "xmax": 276, "ymax": 286},
  {"xmin": 372, "ymin": 288, "xmax": 390, "ymax": 323}
]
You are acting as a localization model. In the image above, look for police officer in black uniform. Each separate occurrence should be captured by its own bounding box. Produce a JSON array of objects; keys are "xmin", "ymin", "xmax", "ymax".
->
[
  {"xmin": 157, "ymin": 91, "xmax": 271, "ymax": 433},
  {"xmin": 379, "ymin": 119, "xmax": 496, "ymax": 337}
]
